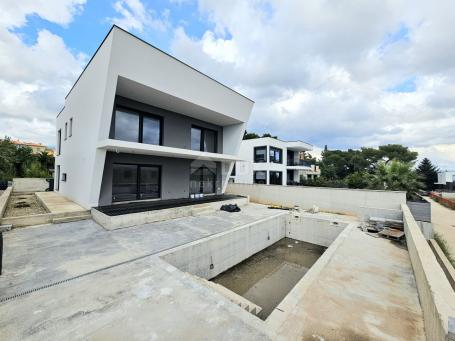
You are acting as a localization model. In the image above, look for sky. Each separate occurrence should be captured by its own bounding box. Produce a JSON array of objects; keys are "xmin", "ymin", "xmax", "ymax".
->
[{"xmin": 0, "ymin": 0, "xmax": 455, "ymax": 170}]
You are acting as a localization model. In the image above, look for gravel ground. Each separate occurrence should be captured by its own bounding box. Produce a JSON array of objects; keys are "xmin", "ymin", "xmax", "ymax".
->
[{"xmin": 4, "ymin": 193, "xmax": 47, "ymax": 217}]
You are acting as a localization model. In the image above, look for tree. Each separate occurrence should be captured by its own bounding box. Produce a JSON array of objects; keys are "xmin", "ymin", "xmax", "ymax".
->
[
  {"xmin": 369, "ymin": 160, "xmax": 423, "ymax": 197},
  {"xmin": 345, "ymin": 171, "xmax": 373, "ymax": 189},
  {"xmin": 261, "ymin": 133, "xmax": 278, "ymax": 139},
  {"xmin": 38, "ymin": 151, "xmax": 55, "ymax": 171},
  {"xmin": 243, "ymin": 131, "xmax": 260, "ymax": 140},
  {"xmin": 378, "ymin": 144, "xmax": 418, "ymax": 164},
  {"xmin": 416, "ymin": 158, "xmax": 439, "ymax": 190},
  {"xmin": 14, "ymin": 145, "xmax": 34, "ymax": 177},
  {"xmin": 24, "ymin": 161, "xmax": 51, "ymax": 178},
  {"xmin": 0, "ymin": 137, "xmax": 16, "ymax": 180}
]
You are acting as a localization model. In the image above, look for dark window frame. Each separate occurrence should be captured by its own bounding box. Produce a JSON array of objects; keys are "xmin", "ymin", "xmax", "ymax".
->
[
  {"xmin": 269, "ymin": 147, "xmax": 283, "ymax": 164},
  {"xmin": 64, "ymin": 122, "xmax": 68, "ymax": 140},
  {"xmin": 254, "ymin": 146, "xmax": 267, "ymax": 163},
  {"xmin": 112, "ymin": 162, "xmax": 162, "ymax": 202},
  {"xmin": 69, "ymin": 118, "xmax": 73, "ymax": 137},
  {"xmin": 269, "ymin": 171, "xmax": 283, "ymax": 185},
  {"xmin": 57, "ymin": 129, "xmax": 62, "ymax": 155},
  {"xmin": 253, "ymin": 170, "xmax": 267, "ymax": 184},
  {"xmin": 189, "ymin": 164, "xmax": 218, "ymax": 195},
  {"xmin": 112, "ymin": 105, "xmax": 163, "ymax": 145},
  {"xmin": 191, "ymin": 125, "xmax": 218, "ymax": 153}
]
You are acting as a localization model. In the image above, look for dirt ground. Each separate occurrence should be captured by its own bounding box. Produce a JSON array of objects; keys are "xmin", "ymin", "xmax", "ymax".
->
[{"xmin": 4, "ymin": 193, "xmax": 47, "ymax": 217}]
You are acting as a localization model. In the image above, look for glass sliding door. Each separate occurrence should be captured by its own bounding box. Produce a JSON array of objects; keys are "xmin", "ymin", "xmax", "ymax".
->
[
  {"xmin": 190, "ymin": 164, "xmax": 217, "ymax": 195},
  {"xmin": 112, "ymin": 164, "xmax": 138, "ymax": 202},
  {"xmin": 139, "ymin": 166, "xmax": 160, "ymax": 199},
  {"xmin": 112, "ymin": 163, "xmax": 161, "ymax": 202}
]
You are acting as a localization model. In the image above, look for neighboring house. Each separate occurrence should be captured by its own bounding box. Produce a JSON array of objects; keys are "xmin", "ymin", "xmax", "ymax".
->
[
  {"xmin": 55, "ymin": 25, "xmax": 253, "ymax": 209},
  {"xmin": 11, "ymin": 139, "xmax": 54, "ymax": 156},
  {"xmin": 231, "ymin": 137, "xmax": 320, "ymax": 186},
  {"xmin": 435, "ymin": 171, "xmax": 455, "ymax": 191}
]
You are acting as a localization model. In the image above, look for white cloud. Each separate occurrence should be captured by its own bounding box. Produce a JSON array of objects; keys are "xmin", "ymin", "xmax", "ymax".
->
[
  {"xmin": 170, "ymin": 0, "xmax": 455, "ymax": 168},
  {"xmin": 0, "ymin": 1, "xmax": 86, "ymax": 147},
  {"xmin": 110, "ymin": 0, "xmax": 170, "ymax": 33},
  {"xmin": 0, "ymin": 0, "xmax": 86, "ymax": 28}
]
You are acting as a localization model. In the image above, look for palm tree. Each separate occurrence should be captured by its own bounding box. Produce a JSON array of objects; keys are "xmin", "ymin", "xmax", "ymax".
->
[{"xmin": 369, "ymin": 160, "xmax": 423, "ymax": 197}]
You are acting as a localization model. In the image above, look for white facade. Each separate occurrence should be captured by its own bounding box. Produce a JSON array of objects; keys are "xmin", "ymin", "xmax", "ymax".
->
[
  {"xmin": 231, "ymin": 137, "xmax": 320, "ymax": 186},
  {"xmin": 55, "ymin": 26, "xmax": 253, "ymax": 208},
  {"xmin": 436, "ymin": 171, "xmax": 455, "ymax": 185}
]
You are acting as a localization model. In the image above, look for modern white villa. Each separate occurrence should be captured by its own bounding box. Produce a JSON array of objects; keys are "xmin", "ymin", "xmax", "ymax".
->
[
  {"xmin": 55, "ymin": 25, "xmax": 253, "ymax": 209},
  {"xmin": 230, "ymin": 137, "xmax": 320, "ymax": 186},
  {"xmin": 435, "ymin": 170, "xmax": 455, "ymax": 191}
]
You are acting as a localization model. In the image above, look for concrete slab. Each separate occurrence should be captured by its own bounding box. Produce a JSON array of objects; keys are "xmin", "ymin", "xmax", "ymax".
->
[
  {"xmin": 0, "ymin": 203, "xmax": 279, "ymax": 300},
  {"xmin": 35, "ymin": 192, "xmax": 87, "ymax": 215},
  {"xmin": 269, "ymin": 226, "xmax": 425, "ymax": 340}
]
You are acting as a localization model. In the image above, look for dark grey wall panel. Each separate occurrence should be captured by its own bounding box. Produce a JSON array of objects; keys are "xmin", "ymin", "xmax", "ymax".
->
[
  {"xmin": 99, "ymin": 151, "xmax": 222, "ymax": 206},
  {"xmin": 113, "ymin": 96, "xmax": 223, "ymax": 152}
]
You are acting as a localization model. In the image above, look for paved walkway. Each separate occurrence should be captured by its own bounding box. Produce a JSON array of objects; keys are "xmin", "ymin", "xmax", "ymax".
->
[
  {"xmin": 35, "ymin": 192, "xmax": 87, "ymax": 214},
  {"xmin": 425, "ymin": 196, "xmax": 455, "ymax": 257}
]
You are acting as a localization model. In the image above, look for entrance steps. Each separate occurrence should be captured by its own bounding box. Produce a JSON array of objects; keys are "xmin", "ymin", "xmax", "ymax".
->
[
  {"xmin": 191, "ymin": 275, "xmax": 262, "ymax": 316},
  {"xmin": 190, "ymin": 205, "xmax": 215, "ymax": 217},
  {"xmin": 52, "ymin": 212, "xmax": 91, "ymax": 224}
]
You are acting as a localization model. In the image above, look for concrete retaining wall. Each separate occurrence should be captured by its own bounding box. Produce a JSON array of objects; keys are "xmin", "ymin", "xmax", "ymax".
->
[
  {"xmin": 161, "ymin": 212, "xmax": 287, "ymax": 279},
  {"xmin": 12, "ymin": 178, "xmax": 49, "ymax": 192},
  {"xmin": 226, "ymin": 183, "xmax": 405, "ymax": 221},
  {"xmin": 402, "ymin": 204, "xmax": 455, "ymax": 341},
  {"xmin": 0, "ymin": 187, "xmax": 12, "ymax": 218},
  {"xmin": 285, "ymin": 214, "xmax": 348, "ymax": 247}
]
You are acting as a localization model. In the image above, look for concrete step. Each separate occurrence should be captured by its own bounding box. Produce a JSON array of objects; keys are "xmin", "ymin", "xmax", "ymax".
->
[
  {"xmin": 52, "ymin": 214, "xmax": 91, "ymax": 224},
  {"xmin": 190, "ymin": 205, "xmax": 215, "ymax": 217},
  {"xmin": 194, "ymin": 276, "xmax": 262, "ymax": 316}
]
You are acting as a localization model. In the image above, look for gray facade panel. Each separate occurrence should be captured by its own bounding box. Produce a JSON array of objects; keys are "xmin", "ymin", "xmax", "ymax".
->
[
  {"xmin": 113, "ymin": 96, "xmax": 224, "ymax": 152},
  {"xmin": 99, "ymin": 152, "xmax": 223, "ymax": 206}
]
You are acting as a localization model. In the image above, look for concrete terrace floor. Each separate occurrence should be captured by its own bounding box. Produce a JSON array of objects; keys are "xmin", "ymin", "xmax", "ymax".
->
[{"xmin": 0, "ymin": 204, "xmax": 425, "ymax": 340}]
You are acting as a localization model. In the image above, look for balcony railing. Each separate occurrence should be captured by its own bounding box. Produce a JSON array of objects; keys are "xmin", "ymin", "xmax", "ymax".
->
[{"xmin": 287, "ymin": 160, "xmax": 313, "ymax": 167}]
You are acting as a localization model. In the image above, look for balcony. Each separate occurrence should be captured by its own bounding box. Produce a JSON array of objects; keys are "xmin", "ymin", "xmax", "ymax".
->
[{"xmin": 287, "ymin": 160, "xmax": 313, "ymax": 167}]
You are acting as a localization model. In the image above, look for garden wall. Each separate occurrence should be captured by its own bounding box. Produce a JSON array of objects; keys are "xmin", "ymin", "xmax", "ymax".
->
[
  {"xmin": 226, "ymin": 183, "xmax": 405, "ymax": 220},
  {"xmin": 12, "ymin": 178, "xmax": 49, "ymax": 192}
]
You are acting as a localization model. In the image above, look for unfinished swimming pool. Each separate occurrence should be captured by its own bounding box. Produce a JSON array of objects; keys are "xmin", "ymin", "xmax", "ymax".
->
[{"xmin": 160, "ymin": 211, "xmax": 353, "ymax": 321}]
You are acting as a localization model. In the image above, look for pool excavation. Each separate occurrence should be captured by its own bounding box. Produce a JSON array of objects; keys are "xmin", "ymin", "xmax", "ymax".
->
[
  {"xmin": 160, "ymin": 210, "xmax": 351, "ymax": 321},
  {"xmin": 211, "ymin": 237, "xmax": 326, "ymax": 319}
]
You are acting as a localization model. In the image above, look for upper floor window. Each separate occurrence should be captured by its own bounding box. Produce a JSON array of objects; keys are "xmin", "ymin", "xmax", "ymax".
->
[
  {"xmin": 191, "ymin": 126, "xmax": 217, "ymax": 153},
  {"xmin": 57, "ymin": 129, "xmax": 62, "ymax": 155},
  {"xmin": 254, "ymin": 146, "xmax": 267, "ymax": 163},
  {"xmin": 69, "ymin": 118, "xmax": 73, "ymax": 137},
  {"xmin": 113, "ymin": 107, "xmax": 162, "ymax": 145},
  {"xmin": 64, "ymin": 122, "xmax": 68, "ymax": 140},
  {"xmin": 269, "ymin": 147, "xmax": 282, "ymax": 163}
]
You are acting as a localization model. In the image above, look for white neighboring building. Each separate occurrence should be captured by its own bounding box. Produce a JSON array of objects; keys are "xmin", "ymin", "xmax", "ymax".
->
[
  {"xmin": 55, "ymin": 26, "xmax": 253, "ymax": 209},
  {"xmin": 231, "ymin": 137, "xmax": 320, "ymax": 186},
  {"xmin": 435, "ymin": 171, "xmax": 455, "ymax": 191}
]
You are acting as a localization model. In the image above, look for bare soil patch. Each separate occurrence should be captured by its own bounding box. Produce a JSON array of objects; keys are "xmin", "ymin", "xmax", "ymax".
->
[{"xmin": 4, "ymin": 193, "xmax": 47, "ymax": 217}]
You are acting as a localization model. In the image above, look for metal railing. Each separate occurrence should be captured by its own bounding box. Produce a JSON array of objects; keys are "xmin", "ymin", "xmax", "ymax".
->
[{"xmin": 286, "ymin": 160, "xmax": 313, "ymax": 167}]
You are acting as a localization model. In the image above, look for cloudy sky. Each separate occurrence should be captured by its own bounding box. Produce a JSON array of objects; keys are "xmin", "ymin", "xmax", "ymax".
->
[{"xmin": 1, "ymin": 0, "xmax": 454, "ymax": 169}]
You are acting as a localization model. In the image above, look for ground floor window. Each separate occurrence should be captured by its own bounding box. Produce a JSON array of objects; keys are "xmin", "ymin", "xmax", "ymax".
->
[
  {"xmin": 269, "ymin": 171, "xmax": 282, "ymax": 185},
  {"xmin": 254, "ymin": 171, "xmax": 267, "ymax": 184},
  {"xmin": 190, "ymin": 164, "xmax": 217, "ymax": 195},
  {"xmin": 112, "ymin": 163, "xmax": 160, "ymax": 202}
]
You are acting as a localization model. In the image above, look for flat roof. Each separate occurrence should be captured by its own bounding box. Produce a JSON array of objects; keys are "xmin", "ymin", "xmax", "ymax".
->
[{"xmin": 64, "ymin": 25, "xmax": 254, "ymax": 105}]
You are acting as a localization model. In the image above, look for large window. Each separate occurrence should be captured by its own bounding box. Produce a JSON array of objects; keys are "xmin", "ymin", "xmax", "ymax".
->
[
  {"xmin": 190, "ymin": 164, "xmax": 217, "ymax": 194},
  {"xmin": 254, "ymin": 170, "xmax": 267, "ymax": 184},
  {"xmin": 269, "ymin": 171, "xmax": 282, "ymax": 185},
  {"xmin": 269, "ymin": 147, "xmax": 282, "ymax": 163},
  {"xmin": 112, "ymin": 164, "xmax": 160, "ymax": 202},
  {"xmin": 191, "ymin": 126, "xmax": 217, "ymax": 153},
  {"xmin": 114, "ymin": 110, "xmax": 140, "ymax": 142},
  {"xmin": 113, "ymin": 107, "xmax": 162, "ymax": 145},
  {"xmin": 254, "ymin": 146, "xmax": 267, "ymax": 163}
]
